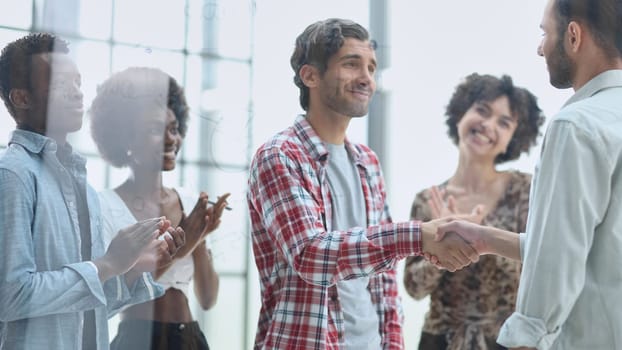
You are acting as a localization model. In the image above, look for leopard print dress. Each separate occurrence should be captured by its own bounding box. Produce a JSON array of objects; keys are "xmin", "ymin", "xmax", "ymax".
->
[{"xmin": 404, "ymin": 171, "xmax": 531, "ymax": 350}]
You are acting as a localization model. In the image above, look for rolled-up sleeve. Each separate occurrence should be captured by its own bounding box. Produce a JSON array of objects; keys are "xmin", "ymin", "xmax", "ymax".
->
[
  {"xmin": 105, "ymin": 272, "xmax": 163, "ymax": 317},
  {"xmin": 249, "ymin": 147, "xmax": 422, "ymax": 287},
  {"xmin": 497, "ymin": 119, "xmax": 612, "ymax": 349}
]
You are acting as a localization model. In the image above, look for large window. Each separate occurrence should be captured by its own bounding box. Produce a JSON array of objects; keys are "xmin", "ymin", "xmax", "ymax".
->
[
  {"xmin": 0, "ymin": 1, "xmax": 254, "ymax": 349},
  {"xmin": 0, "ymin": 0, "xmax": 35, "ymax": 146}
]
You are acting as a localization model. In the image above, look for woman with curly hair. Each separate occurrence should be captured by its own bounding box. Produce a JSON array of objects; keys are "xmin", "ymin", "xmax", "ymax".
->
[
  {"xmin": 90, "ymin": 67, "xmax": 229, "ymax": 350},
  {"xmin": 403, "ymin": 73, "xmax": 545, "ymax": 350}
]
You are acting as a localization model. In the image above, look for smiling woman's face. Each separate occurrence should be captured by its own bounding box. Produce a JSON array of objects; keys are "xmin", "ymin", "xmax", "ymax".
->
[
  {"xmin": 456, "ymin": 95, "xmax": 518, "ymax": 161},
  {"xmin": 129, "ymin": 105, "xmax": 182, "ymax": 172}
]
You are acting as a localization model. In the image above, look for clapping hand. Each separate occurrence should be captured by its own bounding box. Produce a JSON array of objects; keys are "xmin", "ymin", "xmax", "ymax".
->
[
  {"xmin": 428, "ymin": 186, "xmax": 458, "ymax": 219},
  {"xmin": 428, "ymin": 186, "xmax": 486, "ymax": 223},
  {"xmin": 95, "ymin": 217, "xmax": 166, "ymax": 281},
  {"xmin": 131, "ymin": 225, "xmax": 186, "ymax": 273},
  {"xmin": 181, "ymin": 192, "xmax": 230, "ymax": 242}
]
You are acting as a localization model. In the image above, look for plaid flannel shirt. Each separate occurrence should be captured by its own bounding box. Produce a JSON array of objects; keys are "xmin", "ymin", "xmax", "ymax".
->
[{"xmin": 247, "ymin": 116, "xmax": 422, "ymax": 349}]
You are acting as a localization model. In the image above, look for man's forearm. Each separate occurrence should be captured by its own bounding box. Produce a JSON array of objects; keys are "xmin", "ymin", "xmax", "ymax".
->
[{"xmin": 482, "ymin": 226, "xmax": 521, "ymax": 261}]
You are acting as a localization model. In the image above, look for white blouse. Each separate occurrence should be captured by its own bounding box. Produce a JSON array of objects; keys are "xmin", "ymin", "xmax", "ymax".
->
[{"xmin": 99, "ymin": 188, "xmax": 209, "ymax": 298}]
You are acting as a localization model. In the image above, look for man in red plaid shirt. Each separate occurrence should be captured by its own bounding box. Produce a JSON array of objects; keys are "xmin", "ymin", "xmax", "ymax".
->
[{"xmin": 247, "ymin": 18, "xmax": 479, "ymax": 349}]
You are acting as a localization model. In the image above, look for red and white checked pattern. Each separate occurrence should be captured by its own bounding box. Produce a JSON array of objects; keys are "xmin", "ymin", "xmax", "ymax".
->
[{"xmin": 247, "ymin": 116, "xmax": 422, "ymax": 349}]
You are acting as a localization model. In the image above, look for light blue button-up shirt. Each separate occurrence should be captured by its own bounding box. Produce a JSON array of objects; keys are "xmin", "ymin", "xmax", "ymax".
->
[
  {"xmin": 0, "ymin": 130, "xmax": 163, "ymax": 350},
  {"xmin": 497, "ymin": 70, "xmax": 622, "ymax": 349}
]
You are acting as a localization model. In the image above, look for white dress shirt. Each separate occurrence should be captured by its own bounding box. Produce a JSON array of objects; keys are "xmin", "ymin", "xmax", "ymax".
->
[{"xmin": 497, "ymin": 70, "xmax": 622, "ymax": 349}]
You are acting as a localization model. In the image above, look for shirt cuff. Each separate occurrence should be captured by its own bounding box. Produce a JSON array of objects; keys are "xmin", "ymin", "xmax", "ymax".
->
[
  {"xmin": 497, "ymin": 312, "xmax": 561, "ymax": 350},
  {"xmin": 66, "ymin": 261, "xmax": 107, "ymax": 306},
  {"xmin": 392, "ymin": 220, "xmax": 422, "ymax": 257},
  {"xmin": 132, "ymin": 272, "xmax": 164, "ymax": 301},
  {"xmin": 85, "ymin": 261, "xmax": 98, "ymax": 275},
  {"xmin": 519, "ymin": 232, "xmax": 526, "ymax": 261}
]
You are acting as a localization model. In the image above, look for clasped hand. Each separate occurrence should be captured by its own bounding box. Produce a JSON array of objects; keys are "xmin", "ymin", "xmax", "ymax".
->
[
  {"xmin": 132, "ymin": 219, "xmax": 186, "ymax": 273},
  {"xmin": 420, "ymin": 186, "xmax": 487, "ymax": 271},
  {"xmin": 99, "ymin": 217, "xmax": 186, "ymax": 280}
]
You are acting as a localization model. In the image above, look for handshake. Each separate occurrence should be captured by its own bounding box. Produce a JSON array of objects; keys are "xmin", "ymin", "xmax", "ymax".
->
[
  {"xmin": 420, "ymin": 214, "xmax": 484, "ymax": 272},
  {"xmin": 420, "ymin": 213, "xmax": 521, "ymax": 271},
  {"xmin": 418, "ymin": 187, "xmax": 521, "ymax": 271}
]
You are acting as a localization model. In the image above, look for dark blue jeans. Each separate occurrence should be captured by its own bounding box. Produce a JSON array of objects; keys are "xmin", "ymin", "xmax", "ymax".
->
[{"xmin": 111, "ymin": 319, "xmax": 210, "ymax": 350}]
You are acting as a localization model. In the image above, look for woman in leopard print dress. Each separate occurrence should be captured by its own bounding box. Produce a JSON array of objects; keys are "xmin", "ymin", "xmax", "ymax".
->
[{"xmin": 404, "ymin": 73, "xmax": 544, "ymax": 350}]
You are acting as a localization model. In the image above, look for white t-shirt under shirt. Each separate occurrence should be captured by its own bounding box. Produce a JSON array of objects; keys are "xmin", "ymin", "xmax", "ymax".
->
[{"xmin": 326, "ymin": 142, "xmax": 381, "ymax": 350}]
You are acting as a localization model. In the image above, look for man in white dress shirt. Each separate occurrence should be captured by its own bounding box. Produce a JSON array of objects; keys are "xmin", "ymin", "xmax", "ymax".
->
[{"xmin": 434, "ymin": 0, "xmax": 622, "ymax": 349}]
